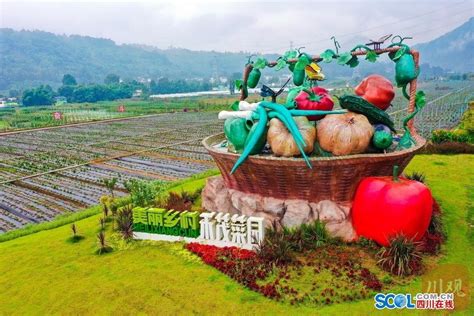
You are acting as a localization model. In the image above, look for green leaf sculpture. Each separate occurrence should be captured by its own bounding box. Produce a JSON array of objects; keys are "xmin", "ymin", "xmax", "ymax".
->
[
  {"xmin": 294, "ymin": 54, "xmax": 311, "ymax": 71},
  {"xmin": 347, "ymin": 56, "xmax": 359, "ymax": 68},
  {"xmin": 283, "ymin": 50, "xmax": 298, "ymax": 60},
  {"xmin": 235, "ymin": 79, "xmax": 243, "ymax": 90},
  {"xmin": 253, "ymin": 57, "xmax": 267, "ymax": 70},
  {"xmin": 365, "ymin": 50, "xmax": 378, "ymax": 63},
  {"xmin": 337, "ymin": 52, "xmax": 353, "ymax": 65},
  {"xmin": 320, "ymin": 49, "xmax": 336, "ymax": 63},
  {"xmin": 275, "ymin": 58, "xmax": 287, "ymax": 71}
]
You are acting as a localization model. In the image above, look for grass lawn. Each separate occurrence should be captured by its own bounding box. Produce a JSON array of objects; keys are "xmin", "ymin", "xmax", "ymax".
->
[{"xmin": 0, "ymin": 154, "xmax": 472, "ymax": 315}]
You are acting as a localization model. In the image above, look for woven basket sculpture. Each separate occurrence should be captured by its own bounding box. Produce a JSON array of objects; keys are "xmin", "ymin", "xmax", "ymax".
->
[{"xmin": 203, "ymin": 48, "xmax": 426, "ymax": 203}]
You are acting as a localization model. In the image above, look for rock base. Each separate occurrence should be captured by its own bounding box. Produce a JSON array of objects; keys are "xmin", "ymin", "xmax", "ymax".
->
[{"xmin": 202, "ymin": 176, "xmax": 357, "ymax": 242}]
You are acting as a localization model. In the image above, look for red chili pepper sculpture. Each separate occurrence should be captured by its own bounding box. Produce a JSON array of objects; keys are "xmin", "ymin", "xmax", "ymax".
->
[
  {"xmin": 294, "ymin": 86, "xmax": 334, "ymax": 121},
  {"xmin": 355, "ymin": 74, "xmax": 395, "ymax": 111},
  {"xmin": 352, "ymin": 166, "xmax": 433, "ymax": 246}
]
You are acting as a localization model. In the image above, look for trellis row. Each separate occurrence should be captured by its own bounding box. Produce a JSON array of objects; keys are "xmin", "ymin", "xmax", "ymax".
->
[{"xmin": 132, "ymin": 207, "xmax": 265, "ymax": 250}]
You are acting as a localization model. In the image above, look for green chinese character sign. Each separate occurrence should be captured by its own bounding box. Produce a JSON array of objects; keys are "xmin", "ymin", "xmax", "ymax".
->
[{"xmin": 132, "ymin": 207, "xmax": 200, "ymax": 238}]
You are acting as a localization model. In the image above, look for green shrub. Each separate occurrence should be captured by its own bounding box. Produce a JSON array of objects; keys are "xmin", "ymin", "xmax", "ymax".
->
[
  {"xmin": 431, "ymin": 129, "xmax": 472, "ymax": 144},
  {"xmin": 422, "ymin": 141, "xmax": 474, "ymax": 154},
  {"xmin": 457, "ymin": 103, "xmax": 474, "ymax": 134},
  {"xmin": 124, "ymin": 179, "xmax": 165, "ymax": 207}
]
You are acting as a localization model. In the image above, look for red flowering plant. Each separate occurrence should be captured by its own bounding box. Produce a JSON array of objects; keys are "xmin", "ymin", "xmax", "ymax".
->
[{"xmin": 186, "ymin": 243, "xmax": 279, "ymax": 298}]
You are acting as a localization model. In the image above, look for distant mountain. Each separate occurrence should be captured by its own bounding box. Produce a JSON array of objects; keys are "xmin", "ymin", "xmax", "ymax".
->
[
  {"xmin": 0, "ymin": 29, "xmax": 278, "ymax": 91},
  {"xmin": 415, "ymin": 17, "xmax": 473, "ymax": 72},
  {"xmin": 0, "ymin": 18, "xmax": 472, "ymax": 92}
]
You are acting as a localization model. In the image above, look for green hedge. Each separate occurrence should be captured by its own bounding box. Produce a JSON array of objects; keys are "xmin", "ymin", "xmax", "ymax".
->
[{"xmin": 431, "ymin": 129, "xmax": 473, "ymax": 144}]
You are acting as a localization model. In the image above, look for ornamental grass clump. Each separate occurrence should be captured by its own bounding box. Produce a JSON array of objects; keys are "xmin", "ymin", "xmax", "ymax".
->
[
  {"xmin": 256, "ymin": 223, "xmax": 295, "ymax": 266},
  {"xmin": 377, "ymin": 235, "xmax": 423, "ymax": 276},
  {"xmin": 165, "ymin": 192, "xmax": 191, "ymax": 212},
  {"xmin": 99, "ymin": 217, "xmax": 106, "ymax": 231},
  {"xmin": 404, "ymin": 171, "xmax": 426, "ymax": 183},
  {"xmin": 161, "ymin": 190, "xmax": 202, "ymax": 211},
  {"xmin": 116, "ymin": 204, "xmax": 134, "ymax": 241},
  {"xmin": 256, "ymin": 220, "xmax": 330, "ymax": 265},
  {"xmin": 428, "ymin": 200, "xmax": 446, "ymax": 239},
  {"xmin": 283, "ymin": 220, "xmax": 329, "ymax": 252},
  {"xmin": 67, "ymin": 223, "xmax": 84, "ymax": 243},
  {"xmin": 96, "ymin": 231, "xmax": 112, "ymax": 255}
]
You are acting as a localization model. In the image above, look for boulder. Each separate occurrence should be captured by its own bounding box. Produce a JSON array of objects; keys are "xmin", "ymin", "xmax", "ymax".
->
[
  {"xmin": 201, "ymin": 176, "xmax": 356, "ymax": 240},
  {"xmin": 309, "ymin": 202, "xmax": 320, "ymax": 221},
  {"xmin": 202, "ymin": 177, "xmax": 239, "ymax": 214},
  {"xmin": 281, "ymin": 199, "xmax": 314, "ymax": 228},
  {"xmin": 317, "ymin": 200, "xmax": 347, "ymax": 223},
  {"xmin": 262, "ymin": 197, "xmax": 286, "ymax": 217},
  {"xmin": 240, "ymin": 209, "xmax": 281, "ymax": 229},
  {"xmin": 325, "ymin": 219, "xmax": 357, "ymax": 242}
]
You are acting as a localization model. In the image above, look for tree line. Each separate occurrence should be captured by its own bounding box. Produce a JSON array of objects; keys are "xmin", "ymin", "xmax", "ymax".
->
[{"xmin": 21, "ymin": 74, "xmax": 216, "ymax": 106}]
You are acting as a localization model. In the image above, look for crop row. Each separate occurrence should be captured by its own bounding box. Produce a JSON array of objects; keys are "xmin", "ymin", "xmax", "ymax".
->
[{"xmin": 0, "ymin": 111, "xmax": 223, "ymax": 232}]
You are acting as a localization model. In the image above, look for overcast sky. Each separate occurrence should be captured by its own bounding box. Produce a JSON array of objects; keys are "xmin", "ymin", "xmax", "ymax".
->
[{"xmin": 1, "ymin": 0, "xmax": 473, "ymax": 53}]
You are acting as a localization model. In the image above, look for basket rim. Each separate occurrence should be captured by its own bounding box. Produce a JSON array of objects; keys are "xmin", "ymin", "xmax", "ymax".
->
[{"xmin": 202, "ymin": 133, "xmax": 426, "ymax": 162}]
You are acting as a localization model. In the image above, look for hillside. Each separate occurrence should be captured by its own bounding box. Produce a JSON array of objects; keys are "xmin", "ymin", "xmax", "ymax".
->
[
  {"xmin": 0, "ymin": 29, "xmax": 391, "ymax": 92},
  {"xmin": 415, "ymin": 17, "xmax": 474, "ymax": 73},
  {"xmin": 1, "ymin": 18, "xmax": 472, "ymax": 92},
  {"xmin": 0, "ymin": 29, "xmax": 278, "ymax": 91}
]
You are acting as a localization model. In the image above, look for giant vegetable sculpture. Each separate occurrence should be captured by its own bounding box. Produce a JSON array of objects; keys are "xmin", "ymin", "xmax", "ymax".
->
[
  {"xmin": 268, "ymin": 116, "xmax": 316, "ymax": 156},
  {"xmin": 218, "ymin": 36, "xmax": 425, "ymax": 173},
  {"xmin": 355, "ymin": 75, "xmax": 394, "ymax": 110},
  {"xmin": 208, "ymin": 36, "xmax": 433, "ymax": 252},
  {"xmin": 352, "ymin": 166, "xmax": 433, "ymax": 246},
  {"xmin": 317, "ymin": 112, "xmax": 374, "ymax": 156},
  {"xmin": 294, "ymin": 87, "xmax": 334, "ymax": 121},
  {"xmin": 388, "ymin": 37, "xmax": 419, "ymax": 99}
]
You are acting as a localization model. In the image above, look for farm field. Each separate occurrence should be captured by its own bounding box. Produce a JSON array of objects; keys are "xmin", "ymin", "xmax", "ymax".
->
[
  {"xmin": 0, "ymin": 81, "xmax": 470, "ymax": 133},
  {"xmin": 0, "ymin": 82, "xmax": 471, "ymax": 233},
  {"xmin": 0, "ymin": 95, "xmax": 243, "ymax": 132},
  {"xmin": 0, "ymin": 154, "xmax": 472, "ymax": 315},
  {"xmin": 0, "ymin": 111, "xmax": 222, "ymax": 233}
]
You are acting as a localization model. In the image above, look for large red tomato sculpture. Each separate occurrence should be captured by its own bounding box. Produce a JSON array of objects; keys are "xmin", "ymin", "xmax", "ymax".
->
[
  {"xmin": 352, "ymin": 166, "xmax": 433, "ymax": 246},
  {"xmin": 294, "ymin": 86, "xmax": 334, "ymax": 121}
]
